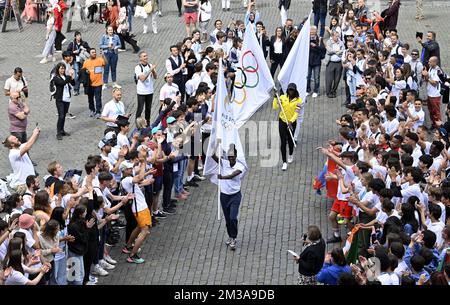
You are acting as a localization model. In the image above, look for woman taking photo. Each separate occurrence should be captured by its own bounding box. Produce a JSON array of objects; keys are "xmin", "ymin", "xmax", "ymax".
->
[
  {"xmin": 269, "ymin": 27, "xmax": 286, "ymax": 77},
  {"xmin": 52, "ymin": 63, "xmax": 75, "ymax": 141},
  {"xmin": 100, "ymin": 26, "xmax": 121, "ymax": 89},
  {"xmin": 293, "ymin": 225, "xmax": 326, "ymax": 285},
  {"xmin": 272, "ymin": 83, "xmax": 302, "ymax": 171}
]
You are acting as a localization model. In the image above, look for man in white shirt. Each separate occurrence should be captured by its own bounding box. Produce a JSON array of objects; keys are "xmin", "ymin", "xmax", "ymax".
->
[
  {"xmin": 211, "ymin": 143, "xmax": 246, "ymax": 250},
  {"xmin": 200, "ymin": 62, "xmax": 216, "ymax": 90},
  {"xmin": 159, "ymin": 73, "xmax": 180, "ymax": 104},
  {"xmin": 165, "ymin": 45, "xmax": 187, "ymax": 102},
  {"xmin": 22, "ymin": 175, "xmax": 39, "ymax": 209},
  {"xmin": 4, "ymin": 126, "xmax": 39, "ymax": 190},
  {"xmin": 101, "ymin": 87, "xmax": 129, "ymax": 129},
  {"xmin": 116, "ymin": 119, "xmax": 137, "ymax": 151},
  {"xmin": 212, "ymin": 31, "xmax": 229, "ymax": 55},
  {"xmin": 406, "ymin": 99, "xmax": 425, "ymax": 131},
  {"xmin": 423, "ymin": 56, "xmax": 442, "ymax": 129},
  {"xmin": 209, "ymin": 19, "xmax": 226, "ymax": 44},
  {"xmin": 4, "ymin": 67, "xmax": 28, "ymax": 98},
  {"xmin": 429, "ymin": 141, "xmax": 445, "ymax": 173},
  {"xmin": 135, "ymin": 51, "xmax": 157, "ymax": 122}
]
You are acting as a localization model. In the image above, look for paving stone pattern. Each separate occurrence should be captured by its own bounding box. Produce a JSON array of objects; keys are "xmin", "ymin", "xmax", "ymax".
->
[{"xmin": 0, "ymin": 0, "xmax": 448, "ymax": 284}]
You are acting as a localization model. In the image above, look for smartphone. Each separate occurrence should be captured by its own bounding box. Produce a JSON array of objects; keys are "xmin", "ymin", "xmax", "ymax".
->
[
  {"xmin": 36, "ymin": 122, "xmax": 39, "ymax": 127},
  {"xmin": 416, "ymin": 32, "xmax": 423, "ymax": 40}
]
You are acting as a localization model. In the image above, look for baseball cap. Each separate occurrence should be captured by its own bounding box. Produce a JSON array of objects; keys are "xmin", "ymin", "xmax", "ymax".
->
[
  {"xmin": 119, "ymin": 161, "xmax": 134, "ymax": 172},
  {"xmin": 98, "ymin": 138, "xmax": 113, "ymax": 149},
  {"xmin": 62, "ymin": 50, "xmax": 72, "ymax": 58},
  {"xmin": 164, "ymin": 72, "xmax": 173, "ymax": 80},
  {"xmin": 151, "ymin": 126, "xmax": 161, "ymax": 135},
  {"xmin": 104, "ymin": 131, "xmax": 116, "ymax": 141},
  {"xmin": 19, "ymin": 214, "xmax": 35, "ymax": 230},
  {"xmin": 167, "ymin": 116, "xmax": 176, "ymax": 124}
]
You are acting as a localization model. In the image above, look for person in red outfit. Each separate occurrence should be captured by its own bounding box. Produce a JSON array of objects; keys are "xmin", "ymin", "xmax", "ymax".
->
[{"xmin": 54, "ymin": 0, "xmax": 67, "ymax": 52}]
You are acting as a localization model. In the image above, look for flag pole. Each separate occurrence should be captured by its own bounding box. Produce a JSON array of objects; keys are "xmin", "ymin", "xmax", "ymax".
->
[
  {"xmin": 275, "ymin": 91, "xmax": 297, "ymax": 148},
  {"xmin": 217, "ymin": 141, "xmax": 221, "ymax": 221}
]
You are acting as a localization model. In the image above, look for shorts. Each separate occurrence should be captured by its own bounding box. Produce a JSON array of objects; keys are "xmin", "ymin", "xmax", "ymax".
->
[
  {"xmin": 135, "ymin": 208, "xmax": 152, "ymax": 228},
  {"xmin": 331, "ymin": 199, "xmax": 352, "ymax": 219},
  {"xmin": 152, "ymin": 175, "xmax": 163, "ymax": 194},
  {"xmin": 184, "ymin": 12, "xmax": 198, "ymax": 24}
]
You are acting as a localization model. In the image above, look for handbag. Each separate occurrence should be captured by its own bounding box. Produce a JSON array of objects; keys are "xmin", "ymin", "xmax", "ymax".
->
[
  {"xmin": 134, "ymin": 5, "xmax": 148, "ymax": 18},
  {"xmin": 144, "ymin": 0, "xmax": 153, "ymax": 14}
]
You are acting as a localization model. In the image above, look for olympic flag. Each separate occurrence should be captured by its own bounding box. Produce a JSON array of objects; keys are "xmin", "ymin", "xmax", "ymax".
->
[
  {"xmin": 231, "ymin": 25, "xmax": 275, "ymax": 128},
  {"xmin": 203, "ymin": 60, "xmax": 247, "ymax": 182},
  {"xmin": 277, "ymin": 11, "xmax": 312, "ymax": 101}
]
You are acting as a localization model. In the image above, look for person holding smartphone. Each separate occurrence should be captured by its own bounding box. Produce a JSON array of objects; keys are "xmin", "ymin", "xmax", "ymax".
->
[{"xmin": 293, "ymin": 225, "xmax": 326, "ymax": 285}]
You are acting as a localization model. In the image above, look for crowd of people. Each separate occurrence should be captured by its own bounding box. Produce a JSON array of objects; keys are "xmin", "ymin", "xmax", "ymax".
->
[{"xmin": 1, "ymin": 0, "xmax": 449, "ymax": 286}]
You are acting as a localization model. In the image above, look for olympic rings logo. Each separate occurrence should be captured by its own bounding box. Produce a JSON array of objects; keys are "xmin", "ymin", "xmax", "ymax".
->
[{"xmin": 231, "ymin": 50, "xmax": 260, "ymax": 105}]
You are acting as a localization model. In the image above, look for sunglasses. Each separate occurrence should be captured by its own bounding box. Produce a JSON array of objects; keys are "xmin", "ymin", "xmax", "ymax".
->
[{"xmin": 411, "ymin": 53, "xmax": 419, "ymax": 56}]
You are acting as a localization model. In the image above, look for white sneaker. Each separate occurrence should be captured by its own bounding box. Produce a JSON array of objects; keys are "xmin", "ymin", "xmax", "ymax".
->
[
  {"xmin": 62, "ymin": 38, "xmax": 67, "ymax": 45},
  {"xmin": 86, "ymin": 280, "xmax": 97, "ymax": 285},
  {"xmin": 52, "ymin": 56, "xmax": 56, "ymax": 62},
  {"xmin": 143, "ymin": 25, "xmax": 148, "ymax": 34},
  {"xmin": 306, "ymin": 92, "xmax": 311, "ymax": 96},
  {"xmin": 99, "ymin": 259, "xmax": 115, "ymax": 270},
  {"xmin": 312, "ymin": 92, "xmax": 318, "ymax": 98},
  {"xmin": 102, "ymin": 84, "xmax": 107, "ymax": 90},
  {"xmin": 287, "ymin": 155, "xmax": 294, "ymax": 164},
  {"xmin": 152, "ymin": 27, "xmax": 157, "ymax": 34},
  {"xmin": 92, "ymin": 264, "xmax": 109, "ymax": 276},
  {"xmin": 104, "ymin": 255, "xmax": 117, "ymax": 265},
  {"xmin": 39, "ymin": 58, "xmax": 48, "ymax": 64},
  {"xmin": 281, "ymin": 163, "xmax": 288, "ymax": 171},
  {"xmin": 89, "ymin": 275, "xmax": 98, "ymax": 283}
]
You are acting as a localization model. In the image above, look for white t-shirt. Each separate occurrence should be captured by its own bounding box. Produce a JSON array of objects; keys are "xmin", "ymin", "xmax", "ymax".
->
[
  {"xmin": 159, "ymin": 83, "xmax": 179, "ymax": 102},
  {"xmin": 219, "ymin": 159, "xmax": 246, "ymax": 195},
  {"xmin": 427, "ymin": 67, "xmax": 441, "ymax": 98},
  {"xmin": 22, "ymin": 191, "xmax": 33, "ymax": 209},
  {"xmin": 376, "ymin": 209, "xmax": 400, "ymax": 224},
  {"xmin": 337, "ymin": 165, "xmax": 356, "ymax": 201},
  {"xmin": 377, "ymin": 272, "xmax": 400, "ymax": 285},
  {"xmin": 382, "ymin": 119, "xmax": 399, "ymax": 135},
  {"xmin": 425, "ymin": 220, "xmax": 445, "ymax": 248},
  {"xmin": 4, "ymin": 76, "xmax": 27, "ymax": 94},
  {"xmin": 101, "ymin": 99, "xmax": 125, "ymax": 127},
  {"xmin": 411, "ymin": 145, "xmax": 423, "ymax": 167},
  {"xmin": 400, "ymin": 183, "xmax": 423, "ymax": 204},
  {"xmin": 9, "ymin": 145, "xmax": 35, "ymax": 186},
  {"xmin": 116, "ymin": 133, "xmax": 130, "ymax": 149},
  {"xmin": 409, "ymin": 108, "xmax": 425, "ymax": 131},
  {"xmin": 135, "ymin": 63, "xmax": 155, "ymax": 95},
  {"xmin": 430, "ymin": 155, "xmax": 444, "ymax": 173},
  {"xmin": 120, "ymin": 176, "xmax": 148, "ymax": 213},
  {"xmin": 4, "ymin": 269, "xmax": 29, "ymax": 285}
]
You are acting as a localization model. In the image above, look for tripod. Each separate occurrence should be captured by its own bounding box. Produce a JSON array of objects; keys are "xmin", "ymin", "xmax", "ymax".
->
[{"xmin": 1, "ymin": 0, "xmax": 23, "ymax": 32}]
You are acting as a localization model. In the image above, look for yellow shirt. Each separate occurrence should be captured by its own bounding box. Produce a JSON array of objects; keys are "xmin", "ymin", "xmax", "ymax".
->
[
  {"xmin": 272, "ymin": 95, "xmax": 302, "ymax": 123},
  {"xmin": 82, "ymin": 57, "xmax": 106, "ymax": 87}
]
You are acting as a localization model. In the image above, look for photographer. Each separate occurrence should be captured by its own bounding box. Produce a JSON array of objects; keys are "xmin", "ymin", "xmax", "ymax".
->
[
  {"xmin": 67, "ymin": 31, "xmax": 91, "ymax": 96},
  {"xmin": 293, "ymin": 225, "xmax": 326, "ymax": 285}
]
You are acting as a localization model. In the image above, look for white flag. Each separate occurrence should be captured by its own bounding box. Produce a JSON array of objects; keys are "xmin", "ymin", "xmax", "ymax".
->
[
  {"xmin": 278, "ymin": 12, "xmax": 312, "ymax": 101},
  {"xmin": 230, "ymin": 25, "xmax": 275, "ymax": 128},
  {"xmin": 203, "ymin": 60, "xmax": 248, "ymax": 183}
]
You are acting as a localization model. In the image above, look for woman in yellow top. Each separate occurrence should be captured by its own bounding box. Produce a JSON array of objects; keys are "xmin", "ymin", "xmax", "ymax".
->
[{"xmin": 272, "ymin": 83, "xmax": 302, "ymax": 171}]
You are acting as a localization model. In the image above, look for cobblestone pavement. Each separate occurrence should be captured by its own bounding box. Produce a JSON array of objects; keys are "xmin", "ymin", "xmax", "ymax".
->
[{"xmin": 0, "ymin": 0, "xmax": 448, "ymax": 284}]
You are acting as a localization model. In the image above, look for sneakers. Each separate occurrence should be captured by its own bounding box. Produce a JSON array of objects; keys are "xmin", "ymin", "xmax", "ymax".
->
[
  {"xmin": 86, "ymin": 280, "xmax": 97, "ymax": 285},
  {"xmin": 287, "ymin": 155, "xmax": 294, "ymax": 164},
  {"xmin": 225, "ymin": 238, "xmax": 233, "ymax": 245},
  {"xmin": 181, "ymin": 189, "xmax": 190, "ymax": 196},
  {"xmin": 121, "ymin": 246, "xmax": 132, "ymax": 254},
  {"xmin": 56, "ymin": 134, "xmax": 63, "ymax": 140},
  {"xmin": 39, "ymin": 57, "xmax": 48, "ymax": 64},
  {"xmin": 152, "ymin": 27, "xmax": 157, "ymax": 34},
  {"xmin": 61, "ymin": 131, "xmax": 71, "ymax": 136},
  {"xmin": 102, "ymin": 84, "xmax": 108, "ymax": 90},
  {"xmin": 89, "ymin": 111, "xmax": 95, "ymax": 117},
  {"xmin": 281, "ymin": 162, "xmax": 288, "ymax": 171},
  {"xmin": 326, "ymin": 236, "xmax": 342, "ymax": 244},
  {"xmin": 104, "ymin": 255, "xmax": 117, "ymax": 265},
  {"xmin": 95, "ymin": 113, "xmax": 101, "ymax": 119},
  {"xmin": 153, "ymin": 210, "xmax": 167, "ymax": 219},
  {"xmin": 194, "ymin": 174, "xmax": 206, "ymax": 181},
  {"xmin": 99, "ymin": 259, "xmax": 115, "ymax": 270},
  {"xmin": 229, "ymin": 239, "xmax": 237, "ymax": 250},
  {"xmin": 112, "ymin": 219, "xmax": 126, "ymax": 229},
  {"xmin": 89, "ymin": 275, "xmax": 98, "ymax": 283},
  {"xmin": 185, "ymin": 180, "xmax": 199, "ymax": 187},
  {"xmin": 163, "ymin": 207, "xmax": 176, "ymax": 215},
  {"xmin": 118, "ymin": 48, "xmax": 126, "ymax": 52},
  {"xmin": 62, "ymin": 38, "xmax": 67, "ymax": 45},
  {"xmin": 92, "ymin": 264, "xmax": 109, "ymax": 276},
  {"xmin": 67, "ymin": 113, "xmax": 76, "ymax": 119},
  {"xmin": 127, "ymin": 254, "xmax": 145, "ymax": 264},
  {"xmin": 306, "ymin": 91, "xmax": 311, "ymax": 96},
  {"xmin": 312, "ymin": 92, "xmax": 318, "ymax": 98},
  {"xmin": 175, "ymin": 194, "xmax": 187, "ymax": 201},
  {"xmin": 143, "ymin": 25, "xmax": 148, "ymax": 34}
]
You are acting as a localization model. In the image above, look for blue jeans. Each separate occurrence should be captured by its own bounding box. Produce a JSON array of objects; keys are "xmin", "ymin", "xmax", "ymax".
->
[
  {"xmin": 174, "ymin": 159, "xmax": 187, "ymax": 196},
  {"xmin": 346, "ymin": 71, "xmax": 357, "ymax": 103},
  {"xmin": 220, "ymin": 191, "xmax": 242, "ymax": 239},
  {"xmin": 103, "ymin": 51, "xmax": 118, "ymax": 84},
  {"xmin": 73, "ymin": 61, "xmax": 81, "ymax": 93},
  {"xmin": 313, "ymin": 12, "xmax": 327, "ymax": 38},
  {"xmin": 67, "ymin": 251, "xmax": 84, "ymax": 285},
  {"xmin": 50, "ymin": 257, "xmax": 67, "ymax": 285},
  {"xmin": 307, "ymin": 65, "xmax": 321, "ymax": 93},
  {"xmin": 127, "ymin": 4, "xmax": 134, "ymax": 32},
  {"xmin": 88, "ymin": 85, "xmax": 102, "ymax": 114}
]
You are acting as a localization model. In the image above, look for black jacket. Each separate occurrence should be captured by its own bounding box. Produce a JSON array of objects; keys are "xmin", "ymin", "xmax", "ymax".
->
[
  {"xmin": 309, "ymin": 37, "xmax": 326, "ymax": 66},
  {"xmin": 67, "ymin": 220, "xmax": 89, "ymax": 256},
  {"xmin": 67, "ymin": 40, "xmax": 91, "ymax": 62},
  {"xmin": 78, "ymin": 68, "xmax": 91, "ymax": 94},
  {"xmin": 256, "ymin": 32, "xmax": 270, "ymax": 59},
  {"xmin": 269, "ymin": 36, "xmax": 286, "ymax": 61},
  {"xmin": 53, "ymin": 74, "xmax": 75, "ymax": 102},
  {"xmin": 278, "ymin": 0, "xmax": 291, "ymax": 10},
  {"xmin": 313, "ymin": 0, "xmax": 328, "ymax": 14},
  {"xmin": 298, "ymin": 239, "xmax": 326, "ymax": 276},
  {"xmin": 421, "ymin": 40, "xmax": 441, "ymax": 66}
]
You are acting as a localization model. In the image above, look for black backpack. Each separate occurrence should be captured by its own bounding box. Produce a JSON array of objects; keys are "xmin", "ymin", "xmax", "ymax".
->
[{"xmin": 49, "ymin": 65, "xmax": 58, "ymax": 101}]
